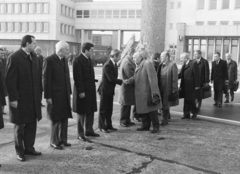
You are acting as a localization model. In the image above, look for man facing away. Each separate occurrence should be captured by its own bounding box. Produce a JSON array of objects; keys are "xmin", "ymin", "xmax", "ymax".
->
[
  {"xmin": 211, "ymin": 52, "xmax": 228, "ymax": 107},
  {"xmin": 98, "ymin": 49, "xmax": 122, "ymax": 133},
  {"xmin": 72, "ymin": 42, "xmax": 100, "ymax": 142},
  {"xmin": 43, "ymin": 41, "xmax": 72, "ymax": 150},
  {"xmin": 193, "ymin": 50, "xmax": 210, "ymax": 110},
  {"xmin": 6, "ymin": 35, "xmax": 42, "ymax": 161},
  {"xmin": 179, "ymin": 53, "xmax": 200, "ymax": 119},
  {"xmin": 224, "ymin": 53, "xmax": 238, "ymax": 103}
]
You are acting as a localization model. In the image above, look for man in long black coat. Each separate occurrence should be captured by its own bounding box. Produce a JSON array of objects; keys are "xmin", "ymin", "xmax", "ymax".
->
[
  {"xmin": 193, "ymin": 50, "xmax": 210, "ymax": 110},
  {"xmin": 98, "ymin": 49, "xmax": 122, "ymax": 133},
  {"xmin": 211, "ymin": 52, "xmax": 228, "ymax": 107},
  {"xmin": 72, "ymin": 42, "xmax": 99, "ymax": 141},
  {"xmin": 5, "ymin": 35, "xmax": 42, "ymax": 162},
  {"xmin": 179, "ymin": 53, "xmax": 200, "ymax": 119},
  {"xmin": 0, "ymin": 70, "xmax": 5, "ymax": 167},
  {"xmin": 43, "ymin": 41, "xmax": 72, "ymax": 150}
]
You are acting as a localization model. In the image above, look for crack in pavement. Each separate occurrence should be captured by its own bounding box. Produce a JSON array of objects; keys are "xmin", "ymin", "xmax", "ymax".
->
[{"xmin": 93, "ymin": 141, "xmax": 221, "ymax": 174}]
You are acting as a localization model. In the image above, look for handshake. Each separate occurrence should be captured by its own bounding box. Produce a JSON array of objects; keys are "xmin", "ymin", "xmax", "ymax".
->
[{"xmin": 122, "ymin": 77, "xmax": 134, "ymax": 85}]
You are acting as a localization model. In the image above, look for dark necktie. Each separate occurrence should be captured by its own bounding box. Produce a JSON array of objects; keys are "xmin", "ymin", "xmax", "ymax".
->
[
  {"xmin": 27, "ymin": 54, "xmax": 32, "ymax": 61},
  {"xmin": 114, "ymin": 62, "xmax": 118, "ymax": 72}
]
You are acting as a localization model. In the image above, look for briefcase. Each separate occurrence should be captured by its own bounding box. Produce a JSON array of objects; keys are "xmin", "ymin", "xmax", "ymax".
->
[
  {"xmin": 202, "ymin": 85, "xmax": 212, "ymax": 99},
  {"xmin": 233, "ymin": 81, "xmax": 239, "ymax": 92}
]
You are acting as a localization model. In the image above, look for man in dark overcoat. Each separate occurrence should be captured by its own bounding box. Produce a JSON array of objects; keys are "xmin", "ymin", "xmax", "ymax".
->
[
  {"xmin": 179, "ymin": 53, "xmax": 200, "ymax": 119},
  {"xmin": 0, "ymin": 52, "xmax": 7, "ymax": 114},
  {"xmin": 43, "ymin": 41, "xmax": 72, "ymax": 150},
  {"xmin": 35, "ymin": 46, "xmax": 44, "ymax": 107},
  {"xmin": 98, "ymin": 49, "xmax": 122, "ymax": 133},
  {"xmin": 211, "ymin": 52, "xmax": 228, "ymax": 107},
  {"xmin": 118, "ymin": 48, "xmax": 136, "ymax": 127},
  {"xmin": 5, "ymin": 35, "xmax": 42, "ymax": 162},
  {"xmin": 224, "ymin": 53, "xmax": 238, "ymax": 103},
  {"xmin": 193, "ymin": 50, "xmax": 210, "ymax": 110},
  {"xmin": 0, "ymin": 69, "xmax": 5, "ymax": 167},
  {"xmin": 72, "ymin": 42, "xmax": 99, "ymax": 142}
]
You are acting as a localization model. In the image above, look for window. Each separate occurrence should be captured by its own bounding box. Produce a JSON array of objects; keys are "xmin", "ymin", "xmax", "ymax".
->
[
  {"xmin": 7, "ymin": 22, "xmax": 13, "ymax": 32},
  {"xmin": 233, "ymin": 21, "xmax": 240, "ymax": 25},
  {"xmin": 72, "ymin": 27, "xmax": 75, "ymax": 36},
  {"xmin": 136, "ymin": 10, "xmax": 141, "ymax": 18},
  {"xmin": 28, "ymin": 3, "xmax": 35, "ymax": 13},
  {"xmin": 20, "ymin": 3, "xmax": 27, "ymax": 13},
  {"xmin": 43, "ymin": 22, "xmax": 49, "ymax": 32},
  {"xmin": 236, "ymin": 0, "xmax": 240, "ymax": 8},
  {"xmin": 21, "ymin": 22, "xmax": 28, "ymax": 32},
  {"xmin": 170, "ymin": 2, "xmax": 174, "ymax": 9},
  {"xmin": 14, "ymin": 4, "xmax": 19, "ymax": 13},
  {"xmin": 61, "ymin": 5, "xmax": 65, "ymax": 15},
  {"xmin": 121, "ymin": 10, "xmax": 127, "ymax": 18},
  {"xmin": 197, "ymin": 0, "xmax": 205, "ymax": 9},
  {"xmin": 7, "ymin": 4, "xmax": 12, "ymax": 13},
  {"xmin": 106, "ymin": 10, "xmax": 112, "ymax": 18},
  {"xmin": 28, "ymin": 22, "xmax": 35, "ymax": 32},
  {"xmin": 208, "ymin": 21, "xmax": 216, "ymax": 25},
  {"xmin": 69, "ymin": 8, "xmax": 72, "ymax": 17},
  {"xmin": 88, "ymin": 31, "xmax": 92, "ymax": 40},
  {"xmin": 177, "ymin": 2, "xmax": 181, "ymax": 9},
  {"xmin": 98, "ymin": 10, "xmax": 104, "ymax": 18},
  {"xmin": 169, "ymin": 23, "xmax": 173, "ymax": 30},
  {"xmin": 222, "ymin": 0, "xmax": 230, "ymax": 9},
  {"xmin": 0, "ymin": 4, "xmax": 6, "ymax": 14},
  {"xmin": 14, "ymin": 22, "xmax": 19, "ymax": 32},
  {"xmin": 220, "ymin": 21, "xmax": 228, "ymax": 25},
  {"xmin": 209, "ymin": 0, "xmax": 217, "ymax": 9},
  {"xmin": 66, "ymin": 7, "xmax": 69, "ymax": 17},
  {"xmin": 43, "ymin": 3, "xmax": 48, "ymax": 13},
  {"xmin": 0, "ymin": 23, "xmax": 6, "ymax": 32},
  {"xmin": 113, "ymin": 10, "xmax": 119, "ymax": 18},
  {"xmin": 207, "ymin": 39, "xmax": 214, "ymax": 61},
  {"xmin": 196, "ymin": 21, "xmax": 204, "ymax": 25},
  {"xmin": 36, "ymin": 3, "xmax": 42, "ymax": 13},
  {"xmin": 61, "ymin": 24, "xmax": 65, "ymax": 33},
  {"xmin": 69, "ymin": 26, "xmax": 72, "ymax": 35},
  {"xmin": 36, "ymin": 22, "xmax": 42, "ymax": 32},
  {"xmin": 128, "ymin": 10, "xmax": 135, "ymax": 18},
  {"xmin": 83, "ymin": 10, "xmax": 89, "ymax": 18},
  {"xmin": 72, "ymin": 10, "xmax": 75, "ymax": 18},
  {"xmin": 65, "ymin": 25, "xmax": 68, "ymax": 34},
  {"xmin": 76, "ymin": 10, "xmax": 82, "ymax": 18},
  {"xmin": 91, "ymin": 10, "xmax": 97, "ymax": 18}
]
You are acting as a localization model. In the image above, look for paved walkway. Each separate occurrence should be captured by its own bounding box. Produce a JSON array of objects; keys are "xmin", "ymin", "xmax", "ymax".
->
[{"xmin": 0, "ymin": 100, "xmax": 240, "ymax": 174}]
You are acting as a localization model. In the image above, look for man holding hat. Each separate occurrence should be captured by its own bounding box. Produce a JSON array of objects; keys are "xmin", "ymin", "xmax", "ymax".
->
[{"xmin": 98, "ymin": 49, "xmax": 123, "ymax": 133}]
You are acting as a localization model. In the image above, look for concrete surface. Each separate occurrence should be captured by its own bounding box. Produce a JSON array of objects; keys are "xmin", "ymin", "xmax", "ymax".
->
[{"xmin": 1, "ymin": 101, "xmax": 240, "ymax": 174}]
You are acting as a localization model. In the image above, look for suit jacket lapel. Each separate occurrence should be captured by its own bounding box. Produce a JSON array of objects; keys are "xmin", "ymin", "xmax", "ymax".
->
[{"xmin": 53, "ymin": 54, "xmax": 64, "ymax": 69}]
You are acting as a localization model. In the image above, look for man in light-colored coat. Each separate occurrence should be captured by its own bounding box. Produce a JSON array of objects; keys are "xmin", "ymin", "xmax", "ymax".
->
[
  {"xmin": 224, "ymin": 53, "xmax": 238, "ymax": 103},
  {"xmin": 157, "ymin": 51, "xmax": 179, "ymax": 125},
  {"xmin": 118, "ymin": 48, "xmax": 136, "ymax": 127},
  {"xmin": 127, "ymin": 51, "xmax": 161, "ymax": 133}
]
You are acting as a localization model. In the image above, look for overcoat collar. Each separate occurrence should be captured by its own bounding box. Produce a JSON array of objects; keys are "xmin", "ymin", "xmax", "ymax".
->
[
  {"xmin": 53, "ymin": 53, "xmax": 65, "ymax": 69},
  {"xmin": 135, "ymin": 59, "xmax": 145, "ymax": 72}
]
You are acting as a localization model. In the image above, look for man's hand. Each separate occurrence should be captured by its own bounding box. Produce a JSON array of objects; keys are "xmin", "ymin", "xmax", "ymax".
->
[
  {"xmin": 46, "ymin": 98, "xmax": 52, "ymax": 104},
  {"xmin": 10, "ymin": 101, "xmax": 18, "ymax": 108},
  {"xmin": 79, "ymin": 93, "xmax": 85, "ymax": 98}
]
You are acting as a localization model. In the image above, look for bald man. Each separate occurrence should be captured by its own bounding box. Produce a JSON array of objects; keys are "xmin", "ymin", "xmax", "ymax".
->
[{"xmin": 43, "ymin": 41, "xmax": 72, "ymax": 150}]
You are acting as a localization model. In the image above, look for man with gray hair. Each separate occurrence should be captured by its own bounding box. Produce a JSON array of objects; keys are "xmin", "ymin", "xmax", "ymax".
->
[
  {"xmin": 224, "ymin": 53, "xmax": 238, "ymax": 103},
  {"xmin": 179, "ymin": 52, "xmax": 200, "ymax": 119},
  {"xmin": 43, "ymin": 41, "xmax": 72, "ymax": 150}
]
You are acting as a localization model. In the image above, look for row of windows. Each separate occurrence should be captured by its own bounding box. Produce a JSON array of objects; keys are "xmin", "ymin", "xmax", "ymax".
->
[
  {"xmin": 60, "ymin": 24, "xmax": 75, "ymax": 36},
  {"xmin": 0, "ymin": 22, "xmax": 49, "ymax": 33},
  {"xmin": 76, "ymin": 10, "xmax": 141, "ymax": 19},
  {"xmin": 61, "ymin": 4, "xmax": 75, "ymax": 18},
  {"xmin": 197, "ymin": 0, "xmax": 240, "ymax": 10},
  {"xmin": 169, "ymin": 2, "xmax": 181, "ymax": 9},
  {"xmin": 196, "ymin": 21, "xmax": 240, "ymax": 25},
  {"xmin": 0, "ymin": 3, "xmax": 49, "ymax": 14}
]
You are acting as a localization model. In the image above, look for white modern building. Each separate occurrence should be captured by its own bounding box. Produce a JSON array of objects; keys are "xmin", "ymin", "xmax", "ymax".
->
[{"xmin": 0, "ymin": 0, "xmax": 240, "ymax": 65}]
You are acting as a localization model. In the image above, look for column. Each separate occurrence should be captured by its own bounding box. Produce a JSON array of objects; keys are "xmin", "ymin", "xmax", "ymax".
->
[
  {"xmin": 81, "ymin": 29, "xmax": 85, "ymax": 46},
  {"xmin": 176, "ymin": 23, "xmax": 187, "ymax": 61},
  {"xmin": 117, "ymin": 30, "xmax": 122, "ymax": 50},
  {"xmin": 141, "ymin": 0, "xmax": 167, "ymax": 55}
]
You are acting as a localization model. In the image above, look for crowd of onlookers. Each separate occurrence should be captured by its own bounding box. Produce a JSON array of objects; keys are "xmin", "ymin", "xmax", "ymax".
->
[{"xmin": 0, "ymin": 34, "xmax": 238, "ymax": 164}]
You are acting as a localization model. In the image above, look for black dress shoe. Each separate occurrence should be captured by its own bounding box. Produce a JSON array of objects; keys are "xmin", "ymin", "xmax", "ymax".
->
[
  {"xmin": 120, "ymin": 123, "xmax": 128, "ymax": 127},
  {"xmin": 17, "ymin": 154, "xmax": 26, "ymax": 162},
  {"xmin": 25, "ymin": 150, "xmax": 42, "ymax": 155},
  {"xmin": 136, "ymin": 127, "xmax": 149, "ymax": 131},
  {"xmin": 224, "ymin": 100, "xmax": 229, "ymax": 103},
  {"xmin": 108, "ymin": 127, "xmax": 118, "ymax": 131},
  {"xmin": 160, "ymin": 122, "xmax": 168, "ymax": 126},
  {"xmin": 85, "ymin": 132, "xmax": 100, "ymax": 137},
  {"xmin": 217, "ymin": 104, "xmax": 222, "ymax": 108},
  {"xmin": 59, "ymin": 142, "xmax": 71, "ymax": 147},
  {"xmin": 133, "ymin": 118, "xmax": 141, "ymax": 122},
  {"xmin": 192, "ymin": 115, "xmax": 197, "ymax": 119},
  {"xmin": 128, "ymin": 122, "xmax": 135, "ymax": 126},
  {"xmin": 213, "ymin": 103, "xmax": 217, "ymax": 106},
  {"xmin": 50, "ymin": 143, "xmax": 63, "ymax": 150},
  {"xmin": 100, "ymin": 129, "xmax": 110, "ymax": 133},
  {"xmin": 181, "ymin": 116, "xmax": 190, "ymax": 119},
  {"xmin": 78, "ymin": 136, "xmax": 89, "ymax": 142},
  {"xmin": 150, "ymin": 129, "xmax": 159, "ymax": 133},
  {"xmin": 231, "ymin": 96, "xmax": 234, "ymax": 102}
]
